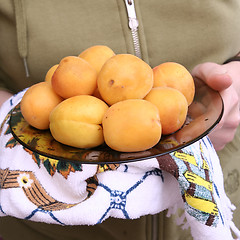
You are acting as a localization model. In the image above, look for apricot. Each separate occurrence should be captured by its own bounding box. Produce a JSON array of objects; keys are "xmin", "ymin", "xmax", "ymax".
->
[
  {"xmin": 78, "ymin": 45, "xmax": 115, "ymax": 74},
  {"xmin": 153, "ymin": 62, "xmax": 195, "ymax": 105},
  {"xmin": 45, "ymin": 64, "xmax": 59, "ymax": 84},
  {"xmin": 144, "ymin": 87, "xmax": 188, "ymax": 135},
  {"xmin": 20, "ymin": 82, "xmax": 63, "ymax": 130},
  {"xmin": 97, "ymin": 54, "xmax": 153, "ymax": 105},
  {"xmin": 49, "ymin": 95, "xmax": 109, "ymax": 149},
  {"xmin": 52, "ymin": 56, "xmax": 97, "ymax": 99},
  {"xmin": 102, "ymin": 99, "xmax": 162, "ymax": 152}
]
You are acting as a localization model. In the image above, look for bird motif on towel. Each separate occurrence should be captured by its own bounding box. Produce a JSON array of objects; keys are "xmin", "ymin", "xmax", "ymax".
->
[
  {"xmin": 0, "ymin": 168, "xmax": 78, "ymax": 224},
  {"xmin": 0, "ymin": 162, "xmax": 120, "ymax": 225}
]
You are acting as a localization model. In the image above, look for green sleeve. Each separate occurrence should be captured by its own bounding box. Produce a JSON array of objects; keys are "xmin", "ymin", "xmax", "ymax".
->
[{"xmin": 0, "ymin": 80, "xmax": 10, "ymax": 92}]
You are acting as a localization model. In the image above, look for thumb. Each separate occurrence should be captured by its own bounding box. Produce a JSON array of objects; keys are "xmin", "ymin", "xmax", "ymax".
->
[{"xmin": 192, "ymin": 62, "xmax": 232, "ymax": 91}]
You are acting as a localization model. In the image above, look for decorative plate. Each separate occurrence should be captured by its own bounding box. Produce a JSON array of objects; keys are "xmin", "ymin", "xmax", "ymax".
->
[{"xmin": 10, "ymin": 77, "xmax": 223, "ymax": 164}]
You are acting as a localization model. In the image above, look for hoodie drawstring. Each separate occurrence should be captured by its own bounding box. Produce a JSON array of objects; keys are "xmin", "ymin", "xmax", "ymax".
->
[{"xmin": 13, "ymin": 0, "xmax": 29, "ymax": 77}]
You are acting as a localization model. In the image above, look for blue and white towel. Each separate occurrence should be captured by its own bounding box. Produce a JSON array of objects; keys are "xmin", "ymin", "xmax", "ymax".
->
[{"xmin": 0, "ymin": 91, "xmax": 239, "ymax": 240}]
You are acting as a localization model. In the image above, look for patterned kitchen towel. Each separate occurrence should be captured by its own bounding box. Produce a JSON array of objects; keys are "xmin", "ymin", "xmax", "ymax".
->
[{"xmin": 0, "ymin": 90, "xmax": 239, "ymax": 240}]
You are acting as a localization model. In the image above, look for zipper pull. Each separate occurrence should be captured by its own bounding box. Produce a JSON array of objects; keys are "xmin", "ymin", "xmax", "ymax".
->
[
  {"xmin": 125, "ymin": 0, "xmax": 139, "ymax": 31},
  {"xmin": 124, "ymin": 0, "xmax": 142, "ymax": 59}
]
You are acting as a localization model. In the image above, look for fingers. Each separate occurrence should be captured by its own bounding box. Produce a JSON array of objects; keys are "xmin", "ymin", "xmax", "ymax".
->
[
  {"xmin": 220, "ymin": 87, "xmax": 240, "ymax": 126},
  {"xmin": 208, "ymin": 86, "xmax": 240, "ymax": 150},
  {"xmin": 192, "ymin": 62, "xmax": 232, "ymax": 91},
  {"xmin": 193, "ymin": 62, "xmax": 240, "ymax": 150}
]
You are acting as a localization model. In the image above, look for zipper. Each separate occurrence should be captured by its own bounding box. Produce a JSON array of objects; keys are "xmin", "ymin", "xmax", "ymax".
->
[
  {"xmin": 124, "ymin": 0, "xmax": 142, "ymax": 59},
  {"xmin": 125, "ymin": 2, "xmax": 159, "ymax": 240}
]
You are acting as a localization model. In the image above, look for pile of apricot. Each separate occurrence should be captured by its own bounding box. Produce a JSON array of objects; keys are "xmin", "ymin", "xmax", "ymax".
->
[{"xmin": 20, "ymin": 45, "xmax": 195, "ymax": 152}]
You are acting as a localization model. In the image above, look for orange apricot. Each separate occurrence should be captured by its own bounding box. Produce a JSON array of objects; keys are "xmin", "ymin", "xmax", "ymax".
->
[
  {"xmin": 97, "ymin": 54, "xmax": 153, "ymax": 105},
  {"xmin": 102, "ymin": 99, "xmax": 162, "ymax": 152},
  {"xmin": 52, "ymin": 56, "xmax": 97, "ymax": 99},
  {"xmin": 49, "ymin": 95, "xmax": 109, "ymax": 149},
  {"xmin": 153, "ymin": 62, "xmax": 195, "ymax": 105},
  {"xmin": 20, "ymin": 82, "xmax": 63, "ymax": 130},
  {"xmin": 78, "ymin": 45, "xmax": 115, "ymax": 74},
  {"xmin": 144, "ymin": 87, "xmax": 188, "ymax": 135}
]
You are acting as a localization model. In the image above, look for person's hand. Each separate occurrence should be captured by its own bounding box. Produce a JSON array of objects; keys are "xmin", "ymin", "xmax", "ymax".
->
[
  {"xmin": 0, "ymin": 90, "xmax": 13, "ymax": 107},
  {"xmin": 192, "ymin": 61, "xmax": 240, "ymax": 151}
]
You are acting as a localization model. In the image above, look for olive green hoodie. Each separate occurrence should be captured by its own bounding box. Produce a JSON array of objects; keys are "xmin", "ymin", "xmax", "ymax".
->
[{"xmin": 0, "ymin": 0, "xmax": 240, "ymax": 94}]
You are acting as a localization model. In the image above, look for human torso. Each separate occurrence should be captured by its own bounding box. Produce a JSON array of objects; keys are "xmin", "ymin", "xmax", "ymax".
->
[{"xmin": 0, "ymin": 0, "xmax": 240, "ymax": 93}]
